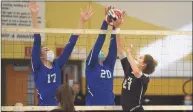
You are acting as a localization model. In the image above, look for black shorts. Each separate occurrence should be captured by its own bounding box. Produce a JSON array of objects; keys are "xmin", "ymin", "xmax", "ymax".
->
[{"xmin": 122, "ymin": 105, "xmax": 144, "ymax": 112}]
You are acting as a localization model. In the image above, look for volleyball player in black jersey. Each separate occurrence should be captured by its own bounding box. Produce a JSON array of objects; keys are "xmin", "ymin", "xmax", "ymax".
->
[{"xmin": 116, "ymin": 34, "xmax": 158, "ymax": 111}]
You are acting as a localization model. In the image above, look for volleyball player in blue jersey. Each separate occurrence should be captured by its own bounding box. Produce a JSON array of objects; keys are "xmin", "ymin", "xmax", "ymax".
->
[
  {"xmin": 85, "ymin": 8, "xmax": 123, "ymax": 105},
  {"xmin": 28, "ymin": 2, "xmax": 93, "ymax": 105}
]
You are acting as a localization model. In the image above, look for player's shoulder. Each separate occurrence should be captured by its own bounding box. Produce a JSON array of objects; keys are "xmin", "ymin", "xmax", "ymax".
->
[
  {"xmin": 140, "ymin": 73, "xmax": 150, "ymax": 83},
  {"xmin": 141, "ymin": 73, "xmax": 149, "ymax": 79},
  {"xmin": 52, "ymin": 60, "xmax": 61, "ymax": 68},
  {"xmin": 142, "ymin": 73, "xmax": 149, "ymax": 78},
  {"xmin": 86, "ymin": 62, "xmax": 99, "ymax": 69}
]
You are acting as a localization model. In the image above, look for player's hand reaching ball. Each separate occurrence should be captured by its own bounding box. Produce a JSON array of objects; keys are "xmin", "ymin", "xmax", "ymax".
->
[{"xmin": 111, "ymin": 10, "xmax": 126, "ymax": 28}]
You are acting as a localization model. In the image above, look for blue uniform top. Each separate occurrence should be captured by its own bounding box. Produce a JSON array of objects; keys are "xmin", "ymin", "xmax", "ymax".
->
[
  {"xmin": 85, "ymin": 20, "xmax": 117, "ymax": 105},
  {"xmin": 31, "ymin": 34, "xmax": 78, "ymax": 106}
]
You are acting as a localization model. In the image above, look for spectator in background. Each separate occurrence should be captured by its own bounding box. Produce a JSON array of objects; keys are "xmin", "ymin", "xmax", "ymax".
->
[
  {"xmin": 49, "ymin": 83, "xmax": 76, "ymax": 112},
  {"xmin": 14, "ymin": 102, "xmax": 23, "ymax": 106},
  {"xmin": 184, "ymin": 95, "xmax": 192, "ymax": 112},
  {"xmin": 184, "ymin": 95, "xmax": 192, "ymax": 105},
  {"xmin": 72, "ymin": 82, "xmax": 85, "ymax": 105},
  {"xmin": 14, "ymin": 102, "xmax": 23, "ymax": 112}
]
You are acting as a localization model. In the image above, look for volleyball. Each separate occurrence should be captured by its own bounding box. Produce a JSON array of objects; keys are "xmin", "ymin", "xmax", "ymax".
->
[{"xmin": 105, "ymin": 9, "xmax": 123, "ymax": 26}]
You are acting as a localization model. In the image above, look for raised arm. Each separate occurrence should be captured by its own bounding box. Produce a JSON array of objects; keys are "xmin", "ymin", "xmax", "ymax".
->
[
  {"xmin": 104, "ymin": 27, "xmax": 117, "ymax": 68},
  {"xmin": 86, "ymin": 20, "xmax": 108, "ymax": 67},
  {"xmin": 104, "ymin": 8, "xmax": 126, "ymax": 68},
  {"xmin": 56, "ymin": 22, "xmax": 80, "ymax": 68},
  {"xmin": 117, "ymin": 34, "xmax": 132, "ymax": 77},
  {"xmin": 57, "ymin": 5, "xmax": 93, "ymax": 68},
  {"xmin": 28, "ymin": 2, "xmax": 42, "ymax": 72},
  {"xmin": 127, "ymin": 45, "xmax": 142, "ymax": 78}
]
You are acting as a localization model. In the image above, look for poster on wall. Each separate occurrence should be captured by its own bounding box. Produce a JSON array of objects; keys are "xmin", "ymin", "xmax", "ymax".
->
[{"xmin": 2, "ymin": 1, "xmax": 45, "ymax": 41}]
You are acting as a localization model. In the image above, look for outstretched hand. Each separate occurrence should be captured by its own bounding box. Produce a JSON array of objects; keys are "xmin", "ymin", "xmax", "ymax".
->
[
  {"xmin": 28, "ymin": 2, "xmax": 39, "ymax": 15},
  {"xmin": 80, "ymin": 4, "xmax": 93, "ymax": 23}
]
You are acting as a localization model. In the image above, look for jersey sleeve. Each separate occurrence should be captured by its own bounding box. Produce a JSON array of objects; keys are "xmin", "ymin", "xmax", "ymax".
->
[
  {"xmin": 31, "ymin": 34, "xmax": 42, "ymax": 72},
  {"xmin": 104, "ymin": 27, "xmax": 117, "ymax": 68},
  {"xmin": 120, "ymin": 55, "xmax": 132, "ymax": 77},
  {"xmin": 56, "ymin": 34, "xmax": 78, "ymax": 68},
  {"xmin": 86, "ymin": 20, "xmax": 108, "ymax": 67}
]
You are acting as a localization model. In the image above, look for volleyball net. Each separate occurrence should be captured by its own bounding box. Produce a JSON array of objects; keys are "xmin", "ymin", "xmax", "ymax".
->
[{"xmin": 1, "ymin": 27, "xmax": 192, "ymax": 111}]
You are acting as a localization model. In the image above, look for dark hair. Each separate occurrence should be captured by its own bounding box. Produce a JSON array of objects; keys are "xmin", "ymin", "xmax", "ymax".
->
[
  {"xmin": 56, "ymin": 83, "xmax": 75, "ymax": 111},
  {"xmin": 143, "ymin": 54, "xmax": 158, "ymax": 74}
]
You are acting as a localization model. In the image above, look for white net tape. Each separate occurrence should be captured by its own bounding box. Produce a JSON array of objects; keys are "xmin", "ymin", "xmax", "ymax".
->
[
  {"xmin": 1, "ymin": 106, "xmax": 192, "ymax": 111},
  {"xmin": 2, "ymin": 27, "xmax": 192, "ymax": 35}
]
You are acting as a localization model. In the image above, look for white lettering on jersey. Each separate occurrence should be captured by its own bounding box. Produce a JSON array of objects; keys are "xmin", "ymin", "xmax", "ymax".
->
[
  {"xmin": 47, "ymin": 73, "xmax": 56, "ymax": 83},
  {"xmin": 100, "ymin": 69, "xmax": 112, "ymax": 79},
  {"xmin": 123, "ymin": 77, "xmax": 133, "ymax": 90}
]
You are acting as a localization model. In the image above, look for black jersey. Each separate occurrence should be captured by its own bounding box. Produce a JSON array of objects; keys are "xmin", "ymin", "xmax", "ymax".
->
[{"xmin": 120, "ymin": 57, "xmax": 149, "ymax": 111}]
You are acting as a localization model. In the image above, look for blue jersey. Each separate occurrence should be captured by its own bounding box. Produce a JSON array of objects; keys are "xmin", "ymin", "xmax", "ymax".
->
[
  {"xmin": 31, "ymin": 34, "xmax": 78, "ymax": 106},
  {"xmin": 85, "ymin": 21, "xmax": 117, "ymax": 105}
]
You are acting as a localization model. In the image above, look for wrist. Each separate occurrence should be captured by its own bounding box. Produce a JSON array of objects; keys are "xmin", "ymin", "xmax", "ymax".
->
[
  {"xmin": 31, "ymin": 12, "xmax": 38, "ymax": 16},
  {"xmin": 77, "ymin": 20, "xmax": 84, "ymax": 29},
  {"xmin": 127, "ymin": 51, "xmax": 132, "ymax": 55},
  {"xmin": 79, "ymin": 19, "xmax": 85, "ymax": 25}
]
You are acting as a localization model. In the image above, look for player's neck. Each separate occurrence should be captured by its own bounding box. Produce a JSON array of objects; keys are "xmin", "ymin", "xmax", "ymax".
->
[
  {"xmin": 42, "ymin": 60, "xmax": 53, "ymax": 69},
  {"xmin": 99, "ymin": 61, "xmax": 103, "ymax": 66},
  {"xmin": 138, "ymin": 65, "xmax": 144, "ymax": 71}
]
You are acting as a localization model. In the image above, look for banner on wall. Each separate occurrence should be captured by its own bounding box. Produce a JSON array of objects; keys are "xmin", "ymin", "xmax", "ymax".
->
[{"xmin": 2, "ymin": 1, "xmax": 45, "ymax": 41}]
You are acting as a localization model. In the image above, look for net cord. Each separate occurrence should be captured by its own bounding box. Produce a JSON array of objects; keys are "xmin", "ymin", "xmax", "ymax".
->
[
  {"xmin": 2, "ymin": 27, "xmax": 192, "ymax": 35},
  {"xmin": 1, "ymin": 106, "xmax": 192, "ymax": 111}
]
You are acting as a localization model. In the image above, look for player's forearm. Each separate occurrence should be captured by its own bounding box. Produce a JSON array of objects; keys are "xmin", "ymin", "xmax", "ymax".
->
[
  {"xmin": 101, "ymin": 20, "xmax": 108, "ymax": 30},
  {"xmin": 31, "ymin": 12, "xmax": 38, "ymax": 28},
  {"xmin": 106, "ymin": 29, "xmax": 117, "ymax": 63},
  {"xmin": 93, "ymin": 20, "xmax": 108, "ymax": 54},
  {"xmin": 57, "ymin": 35, "xmax": 78, "ymax": 67},
  {"xmin": 69, "ymin": 34, "xmax": 78, "ymax": 44},
  {"xmin": 73, "ymin": 20, "xmax": 84, "ymax": 36},
  {"xmin": 109, "ymin": 34, "xmax": 117, "ymax": 56},
  {"xmin": 31, "ymin": 34, "xmax": 41, "ymax": 68},
  {"xmin": 87, "ymin": 20, "xmax": 108, "ymax": 66},
  {"xmin": 127, "ymin": 52, "xmax": 141, "ymax": 75},
  {"xmin": 116, "ymin": 34, "xmax": 125, "ymax": 56},
  {"xmin": 109, "ymin": 26, "xmax": 117, "ymax": 56},
  {"xmin": 33, "ymin": 34, "xmax": 41, "ymax": 44}
]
